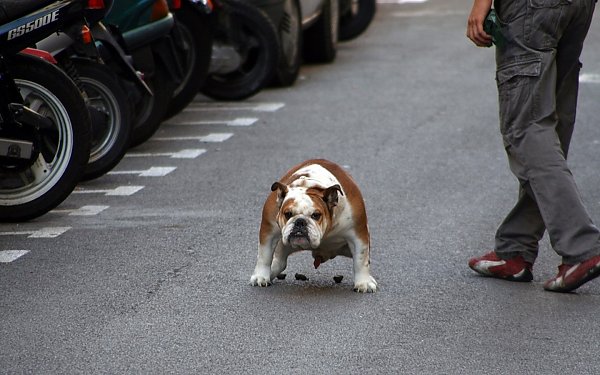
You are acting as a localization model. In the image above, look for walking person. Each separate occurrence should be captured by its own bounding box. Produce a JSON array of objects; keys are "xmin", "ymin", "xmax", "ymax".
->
[{"xmin": 466, "ymin": 0, "xmax": 600, "ymax": 292}]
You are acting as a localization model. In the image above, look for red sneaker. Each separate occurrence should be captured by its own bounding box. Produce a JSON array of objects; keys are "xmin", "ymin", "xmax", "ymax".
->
[
  {"xmin": 468, "ymin": 251, "xmax": 533, "ymax": 282},
  {"xmin": 543, "ymin": 255, "xmax": 600, "ymax": 293}
]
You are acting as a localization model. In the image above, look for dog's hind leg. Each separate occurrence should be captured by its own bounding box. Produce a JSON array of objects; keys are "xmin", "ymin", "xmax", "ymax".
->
[{"xmin": 347, "ymin": 231, "xmax": 377, "ymax": 293}]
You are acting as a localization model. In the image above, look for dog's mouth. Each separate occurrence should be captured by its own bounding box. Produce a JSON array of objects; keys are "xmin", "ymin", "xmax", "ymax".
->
[{"xmin": 288, "ymin": 232, "xmax": 311, "ymax": 248}]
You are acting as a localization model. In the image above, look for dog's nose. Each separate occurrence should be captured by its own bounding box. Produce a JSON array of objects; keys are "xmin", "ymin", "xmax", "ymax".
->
[{"xmin": 294, "ymin": 218, "xmax": 307, "ymax": 228}]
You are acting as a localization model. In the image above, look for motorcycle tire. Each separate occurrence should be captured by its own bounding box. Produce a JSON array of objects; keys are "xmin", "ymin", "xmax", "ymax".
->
[
  {"xmin": 272, "ymin": 0, "xmax": 302, "ymax": 87},
  {"xmin": 201, "ymin": 0, "xmax": 279, "ymax": 101},
  {"xmin": 164, "ymin": 3, "xmax": 213, "ymax": 119},
  {"xmin": 303, "ymin": 0, "xmax": 339, "ymax": 63},
  {"xmin": 74, "ymin": 60, "xmax": 133, "ymax": 181},
  {"xmin": 339, "ymin": 0, "xmax": 376, "ymax": 41},
  {"xmin": 0, "ymin": 54, "xmax": 91, "ymax": 222},
  {"xmin": 129, "ymin": 61, "xmax": 174, "ymax": 147}
]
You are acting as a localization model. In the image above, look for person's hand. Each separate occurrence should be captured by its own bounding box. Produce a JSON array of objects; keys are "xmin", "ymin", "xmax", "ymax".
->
[{"xmin": 467, "ymin": 0, "xmax": 493, "ymax": 47}]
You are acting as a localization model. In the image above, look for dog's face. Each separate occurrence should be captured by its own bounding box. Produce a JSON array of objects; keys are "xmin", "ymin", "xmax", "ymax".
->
[{"xmin": 271, "ymin": 182, "xmax": 342, "ymax": 250}]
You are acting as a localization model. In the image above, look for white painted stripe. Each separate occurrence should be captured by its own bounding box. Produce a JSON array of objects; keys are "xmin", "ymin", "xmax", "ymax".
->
[
  {"xmin": 228, "ymin": 118, "xmax": 258, "ymax": 126},
  {"xmin": 0, "ymin": 250, "xmax": 29, "ymax": 263},
  {"xmin": 171, "ymin": 149, "xmax": 206, "ymax": 158},
  {"xmin": 71, "ymin": 205, "xmax": 109, "ymax": 216},
  {"xmin": 580, "ymin": 73, "xmax": 600, "ymax": 83},
  {"xmin": 52, "ymin": 205, "xmax": 109, "ymax": 216},
  {"xmin": 185, "ymin": 102, "xmax": 284, "ymax": 112},
  {"xmin": 153, "ymin": 133, "xmax": 233, "ymax": 142},
  {"xmin": 73, "ymin": 186, "xmax": 144, "ymax": 196},
  {"xmin": 0, "ymin": 227, "xmax": 70, "ymax": 238},
  {"xmin": 139, "ymin": 167, "xmax": 176, "ymax": 177},
  {"xmin": 126, "ymin": 149, "xmax": 206, "ymax": 159},
  {"xmin": 164, "ymin": 118, "xmax": 258, "ymax": 127},
  {"xmin": 108, "ymin": 166, "xmax": 176, "ymax": 177},
  {"xmin": 107, "ymin": 186, "xmax": 144, "ymax": 196},
  {"xmin": 29, "ymin": 227, "xmax": 71, "ymax": 238}
]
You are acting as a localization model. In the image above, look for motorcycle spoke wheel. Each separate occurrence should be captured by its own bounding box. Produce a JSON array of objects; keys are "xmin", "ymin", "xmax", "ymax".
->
[{"xmin": 0, "ymin": 54, "xmax": 90, "ymax": 222}]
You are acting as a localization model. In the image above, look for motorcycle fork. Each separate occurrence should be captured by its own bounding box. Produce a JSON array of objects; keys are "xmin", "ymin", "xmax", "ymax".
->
[{"xmin": 0, "ymin": 57, "xmax": 52, "ymax": 163}]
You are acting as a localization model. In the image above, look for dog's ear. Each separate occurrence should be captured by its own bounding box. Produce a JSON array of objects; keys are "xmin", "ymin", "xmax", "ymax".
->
[
  {"xmin": 271, "ymin": 182, "xmax": 288, "ymax": 207},
  {"xmin": 323, "ymin": 184, "xmax": 343, "ymax": 211}
]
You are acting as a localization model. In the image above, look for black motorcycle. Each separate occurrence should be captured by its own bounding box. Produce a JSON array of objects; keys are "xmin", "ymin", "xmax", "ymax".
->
[
  {"xmin": 0, "ymin": 0, "xmax": 94, "ymax": 222},
  {"xmin": 37, "ymin": 0, "xmax": 153, "ymax": 180}
]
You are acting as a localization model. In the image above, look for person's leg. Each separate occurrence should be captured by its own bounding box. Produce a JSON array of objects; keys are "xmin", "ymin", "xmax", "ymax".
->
[{"xmin": 495, "ymin": 0, "xmax": 600, "ymax": 264}]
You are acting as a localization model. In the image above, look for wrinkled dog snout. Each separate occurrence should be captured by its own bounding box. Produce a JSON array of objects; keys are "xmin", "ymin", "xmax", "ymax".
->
[{"xmin": 292, "ymin": 217, "xmax": 308, "ymax": 236}]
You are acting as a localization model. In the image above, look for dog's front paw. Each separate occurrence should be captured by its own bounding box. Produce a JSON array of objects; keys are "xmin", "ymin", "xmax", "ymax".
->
[
  {"xmin": 353, "ymin": 275, "xmax": 377, "ymax": 293},
  {"xmin": 250, "ymin": 274, "xmax": 272, "ymax": 287}
]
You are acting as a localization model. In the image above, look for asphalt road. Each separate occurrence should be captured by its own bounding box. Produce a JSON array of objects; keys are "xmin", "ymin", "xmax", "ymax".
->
[{"xmin": 3, "ymin": 0, "xmax": 600, "ymax": 373}]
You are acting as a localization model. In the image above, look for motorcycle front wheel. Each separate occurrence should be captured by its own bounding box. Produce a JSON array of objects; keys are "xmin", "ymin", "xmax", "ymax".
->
[
  {"xmin": 165, "ymin": 2, "xmax": 213, "ymax": 119},
  {"xmin": 75, "ymin": 60, "xmax": 132, "ymax": 181},
  {"xmin": 129, "ymin": 61, "xmax": 173, "ymax": 147},
  {"xmin": 0, "ymin": 54, "xmax": 91, "ymax": 222}
]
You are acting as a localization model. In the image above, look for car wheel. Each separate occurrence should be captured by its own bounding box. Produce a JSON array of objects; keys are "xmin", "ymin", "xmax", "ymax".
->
[
  {"xmin": 303, "ymin": 0, "xmax": 339, "ymax": 63},
  {"xmin": 339, "ymin": 0, "xmax": 376, "ymax": 41},
  {"xmin": 272, "ymin": 0, "xmax": 302, "ymax": 86},
  {"xmin": 201, "ymin": 0, "xmax": 280, "ymax": 100}
]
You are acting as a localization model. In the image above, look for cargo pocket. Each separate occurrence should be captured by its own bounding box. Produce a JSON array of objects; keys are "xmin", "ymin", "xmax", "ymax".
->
[
  {"xmin": 496, "ymin": 56, "xmax": 541, "ymax": 136},
  {"xmin": 525, "ymin": 0, "xmax": 568, "ymax": 49}
]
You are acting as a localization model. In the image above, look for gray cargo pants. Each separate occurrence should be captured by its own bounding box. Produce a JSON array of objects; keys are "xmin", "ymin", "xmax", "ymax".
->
[{"xmin": 493, "ymin": 0, "xmax": 600, "ymax": 264}]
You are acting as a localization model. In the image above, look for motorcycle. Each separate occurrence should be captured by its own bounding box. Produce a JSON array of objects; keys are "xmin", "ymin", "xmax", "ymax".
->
[
  {"xmin": 0, "ymin": 0, "xmax": 94, "ymax": 222},
  {"xmin": 37, "ymin": 0, "xmax": 153, "ymax": 180},
  {"xmin": 164, "ymin": 0, "xmax": 214, "ymax": 119},
  {"xmin": 104, "ymin": 0, "xmax": 184, "ymax": 147}
]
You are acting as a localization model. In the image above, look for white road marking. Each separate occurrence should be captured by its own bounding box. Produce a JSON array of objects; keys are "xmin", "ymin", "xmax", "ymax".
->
[
  {"xmin": 152, "ymin": 133, "xmax": 233, "ymax": 142},
  {"xmin": 0, "ymin": 227, "xmax": 71, "ymax": 238},
  {"xmin": 185, "ymin": 102, "xmax": 284, "ymax": 112},
  {"xmin": 108, "ymin": 166, "xmax": 176, "ymax": 177},
  {"xmin": 126, "ymin": 149, "xmax": 206, "ymax": 159},
  {"xmin": 73, "ymin": 186, "xmax": 144, "ymax": 196},
  {"xmin": 0, "ymin": 250, "xmax": 29, "ymax": 263},
  {"xmin": 163, "ymin": 118, "xmax": 258, "ymax": 127},
  {"xmin": 580, "ymin": 73, "xmax": 600, "ymax": 83},
  {"xmin": 52, "ymin": 205, "xmax": 109, "ymax": 216}
]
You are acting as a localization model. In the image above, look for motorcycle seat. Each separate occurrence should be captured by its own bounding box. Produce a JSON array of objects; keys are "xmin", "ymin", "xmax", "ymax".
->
[{"xmin": 0, "ymin": 0, "xmax": 57, "ymax": 26}]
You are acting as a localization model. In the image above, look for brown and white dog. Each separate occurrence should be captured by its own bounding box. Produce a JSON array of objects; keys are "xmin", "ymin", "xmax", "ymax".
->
[{"xmin": 250, "ymin": 159, "xmax": 377, "ymax": 293}]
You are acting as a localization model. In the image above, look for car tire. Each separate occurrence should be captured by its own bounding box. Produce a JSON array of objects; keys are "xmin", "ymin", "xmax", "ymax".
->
[
  {"xmin": 339, "ymin": 0, "xmax": 376, "ymax": 41},
  {"xmin": 201, "ymin": 0, "xmax": 280, "ymax": 100},
  {"xmin": 272, "ymin": 0, "xmax": 302, "ymax": 86},
  {"xmin": 303, "ymin": 0, "xmax": 339, "ymax": 63}
]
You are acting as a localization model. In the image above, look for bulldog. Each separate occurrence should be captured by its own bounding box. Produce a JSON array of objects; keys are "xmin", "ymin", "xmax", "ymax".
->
[{"xmin": 250, "ymin": 159, "xmax": 377, "ymax": 293}]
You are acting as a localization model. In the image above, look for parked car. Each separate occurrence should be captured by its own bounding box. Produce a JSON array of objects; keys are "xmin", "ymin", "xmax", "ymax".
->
[{"xmin": 254, "ymin": 0, "xmax": 339, "ymax": 86}]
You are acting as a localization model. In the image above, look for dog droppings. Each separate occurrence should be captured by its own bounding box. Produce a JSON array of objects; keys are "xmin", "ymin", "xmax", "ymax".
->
[
  {"xmin": 295, "ymin": 273, "xmax": 308, "ymax": 281},
  {"xmin": 333, "ymin": 275, "xmax": 344, "ymax": 283},
  {"xmin": 276, "ymin": 273, "xmax": 286, "ymax": 280}
]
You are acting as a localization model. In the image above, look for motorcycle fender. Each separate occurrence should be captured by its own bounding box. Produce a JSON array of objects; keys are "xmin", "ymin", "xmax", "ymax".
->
[
  {"xmin": 20, "ymin": 48, "xmax": 57, "ymax": 64},
  {"xmin": 91, "ymin": 23, "xmax": 152, "ymax": 96},
  {"xmin": 150, "ymin": 34, "xmax": 185, "ymax": 84},
  {"xmin": 35, "ymin": 32, "xmax": 74, "ymax": 56}
]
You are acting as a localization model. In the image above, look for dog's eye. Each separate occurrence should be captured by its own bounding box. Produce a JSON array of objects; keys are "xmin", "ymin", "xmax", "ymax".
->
[
  {"xmin": 284, "ymin": 211, "xmax": 293, "ymax": 220},
  {"xmin": 311, "ymin": 212, "xmax": 322, "ymax": 221}
]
